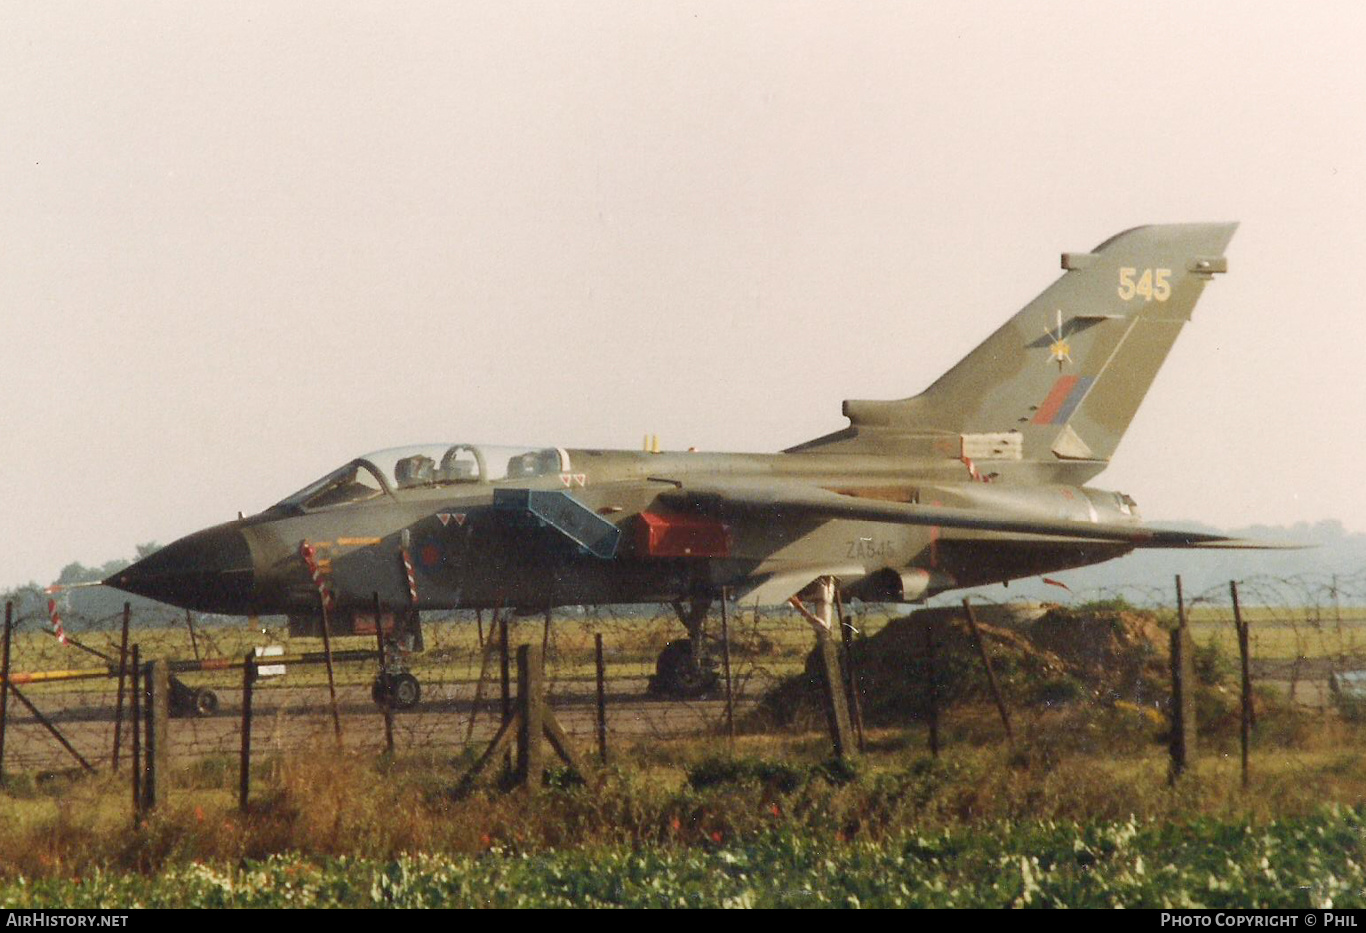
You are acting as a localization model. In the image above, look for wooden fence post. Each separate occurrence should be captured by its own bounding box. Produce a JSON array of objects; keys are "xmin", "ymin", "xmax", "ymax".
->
[
  {"xmin": 817, "ymin": 626, "xmax": 854, "ymax": 760},
  {"xmin": 143, "ymin": 660, "xmax": 169, "ymax": 811},
  {"xmin": 455, "ymin": 640, "xmax": 582, "ymax": 794},
  {"xmin": 516, "ymin": 644, "xmax": 545, "ymax": 788},
  {"xmin": 795, "ymin": 578, "xmax": 854, "ymax": 760},
  {"xmin": 0, "ymin": 601, "xmax": 12, "ymax": 784},
  {"xmin": 835, "ymin": 590, "xmax": 866, "ymax": 752},
  {"xmin": 1169, "ymin": 576, "xmax": 1196, "ymax": 783},
  {"xmin": 963, "ymin": 599, "xmax": 1013, "ymax": 741}
]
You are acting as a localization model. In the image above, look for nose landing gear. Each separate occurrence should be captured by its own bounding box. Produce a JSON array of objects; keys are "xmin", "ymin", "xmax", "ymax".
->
[
  {"xmin": 371, "ymin": 670, "xmax": 421, "ymax": 710},
  {"xmin": 370, "ymin": 619, "xmax": 424, "ymax": 711}
]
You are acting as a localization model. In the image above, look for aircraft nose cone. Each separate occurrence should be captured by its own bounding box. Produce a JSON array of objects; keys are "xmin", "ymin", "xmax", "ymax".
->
[{"xmin": 105, "ymin": 524, "xmax": 256, "ymax": 614}]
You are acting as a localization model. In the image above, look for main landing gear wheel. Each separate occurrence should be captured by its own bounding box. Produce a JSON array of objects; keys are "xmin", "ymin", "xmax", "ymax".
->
[
  {"xmin": 649, "ymin": 639, "xmax": 720, "ymax": 698},
  {"xmin": 372, "ymin": 672, "xmax": 422, "ymax": 711}
]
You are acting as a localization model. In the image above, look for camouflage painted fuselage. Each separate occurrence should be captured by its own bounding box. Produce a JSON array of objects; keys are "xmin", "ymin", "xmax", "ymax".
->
[{"xmin": 108, "ymin": 224, "xmax": 1254, "ymax": 623}]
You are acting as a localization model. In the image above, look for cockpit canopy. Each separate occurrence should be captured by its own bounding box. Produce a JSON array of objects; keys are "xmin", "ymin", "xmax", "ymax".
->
[{"xmin": 275, "ymin": 444, "xmax": 569, "ymax": 512}]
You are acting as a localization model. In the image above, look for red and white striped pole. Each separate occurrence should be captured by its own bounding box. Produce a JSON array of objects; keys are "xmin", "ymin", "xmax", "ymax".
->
[
  {"xmin": 298, "ymin": 541, "xmax": 334, "ymax": 610},
  {"xmin": 400, "ymin": 544, "xmax": 419, "ymax": 607},
  {"xmin": 300, "ymin": 540, "xmax": 343, "ymax": 741},
  {"xmin": 43, "ymin": 587, "xmax": 69, "ymax": 646}
]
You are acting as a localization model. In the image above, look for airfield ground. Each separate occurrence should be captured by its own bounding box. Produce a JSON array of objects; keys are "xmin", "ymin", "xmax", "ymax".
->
[
  {"xmin": 3, "ymin": 600, "xmax": 1366, "ymax": 907},
  {"xmin": 4, "ymin": 707, "xmax": 1366, "ymax": 907}
]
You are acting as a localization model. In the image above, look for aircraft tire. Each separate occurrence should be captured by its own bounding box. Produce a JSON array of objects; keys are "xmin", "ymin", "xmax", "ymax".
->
[
  {"xmin": 650, "ymin": 639, "xmax": 719, "ymax": 698},
  {"xmin": 389, "ymin": 673, "xmax": 421, "ymax": 710},
  {"xmin": 193, "ymin": 688, "xmax": 219, "ymax": 717},
  {"xmin": 372, "ymin": 673, "xmax": 422, "ymax": 710}
]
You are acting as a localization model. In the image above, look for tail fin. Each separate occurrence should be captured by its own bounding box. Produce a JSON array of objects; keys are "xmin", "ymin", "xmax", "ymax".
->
[{"xmin": 792, "ymin": 223, "xmax": 1237, "ymax": 478}]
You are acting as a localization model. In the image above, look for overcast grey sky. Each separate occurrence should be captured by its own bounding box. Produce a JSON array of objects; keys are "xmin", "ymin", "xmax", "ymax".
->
[{"xmin": 2, "ymin": 1, "xmax": 1363, "ymax": 589}]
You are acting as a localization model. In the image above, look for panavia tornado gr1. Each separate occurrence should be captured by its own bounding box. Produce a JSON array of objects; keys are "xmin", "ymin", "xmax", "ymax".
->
[{"xmin": 108, "ymin": 223, "xmax": 1267, "ymax": 703}]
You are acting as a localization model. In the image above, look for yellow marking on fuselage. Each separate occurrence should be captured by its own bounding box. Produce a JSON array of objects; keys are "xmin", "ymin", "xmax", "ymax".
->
[{"xmin": 337, "ymin": 537, "xmax": 383, "ymax": 546}]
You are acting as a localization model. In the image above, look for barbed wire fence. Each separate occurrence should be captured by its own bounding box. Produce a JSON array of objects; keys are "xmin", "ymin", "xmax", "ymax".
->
[
  {"xmin": 2, "ymin": 568, "xmax": 1365, "ymax": 808},
  {"xmin": 0, "ymin": 598, "xmax": 814, "ymax": 777}
]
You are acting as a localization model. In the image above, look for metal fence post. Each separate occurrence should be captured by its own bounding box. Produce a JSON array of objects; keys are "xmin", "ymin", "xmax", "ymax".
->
[
  {"xmin": 240, "ymin": 651, "xmax": 255, "ymax": 812},
  {"xmin": 1169, "ymin": 576, "xmax": 1196, "ymax": 783},
  {"xmin": 130, "ymin": 644, "xmax": 141, "ymax": 818},
  {"xmin": 925, "ymin": 617, "xmax": 940, "ymax": 757},
  {"xmin": 112, "ymin": 602, "xmax": 131, "ymax": 772},
  {"xmin": 500, "ymin": 613, "xmax": 511, "ymax": 719},
  {"xmin": 720, "ymin": 591, "xmax": 736, "ymax": 742},
  {"xmin": 318, "ymin": 589, "xmax": 342, "ymax": 744},
  {"xmin": 499, "ymin": 612, "xmax": 512, "ymax": 774},
  {"xmin": 594, "ymin": 632, "xmax": 608, "ymax": 764},
  {"xmin": 374, "ymin": 592, "xmax": 395, "ymax": 754},
  {"xmin": 185, "ymin": 609, "xmax": 200, "ymax": 661},
  {"xmin": 1232, "ymin": 580, "xmax": 1252, "ymax": 789}
]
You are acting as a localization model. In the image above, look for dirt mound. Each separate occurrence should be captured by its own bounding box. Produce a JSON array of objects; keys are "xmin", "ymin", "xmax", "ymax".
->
[
  {"xmin": 1022, "ymin": 606, "xmax": 1169, "ymax": 694},
  {"xmin": 754, "ymin": 604, "xmax": 1171, "ymax": 728}
]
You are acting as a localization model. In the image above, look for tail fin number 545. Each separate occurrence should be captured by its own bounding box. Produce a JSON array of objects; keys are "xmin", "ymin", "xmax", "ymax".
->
[{"xmin": 1118, "ymin": 267, "xmax": 1171, "ymax": 302}]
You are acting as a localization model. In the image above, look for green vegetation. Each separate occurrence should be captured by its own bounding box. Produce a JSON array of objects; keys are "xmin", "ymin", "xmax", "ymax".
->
[
  {"xmin": 4, "ymin": 685, "xmax": 1366, "ymax": 909},
  {"xmin": 5, "ymin": 599, "xmax": 1366, "ymax": 907},
  {"xmin": 6, "ymin": 808, "xmax": 1366, "ymax": 908},
  {"xmin": 4, "ymin": 721, "xmax": 1366, "ymax": 907}
]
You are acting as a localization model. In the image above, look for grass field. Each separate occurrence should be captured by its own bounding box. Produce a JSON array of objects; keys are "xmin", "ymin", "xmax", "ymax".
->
[
  {"xmin": 3, "ymin": 695, "xmax": 1366, "ymax": 907},
  {"xmin": 6, "ymin": 601, "xmax": 1366, "ymax": 908}
]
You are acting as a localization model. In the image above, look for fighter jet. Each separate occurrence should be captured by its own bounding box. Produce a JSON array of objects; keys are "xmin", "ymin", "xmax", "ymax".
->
[{"xmin": 108, "ymin": 223, "xmax": 1266, "ymax": 702}]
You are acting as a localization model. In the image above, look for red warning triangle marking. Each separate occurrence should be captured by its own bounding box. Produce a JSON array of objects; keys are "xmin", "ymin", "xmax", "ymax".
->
[
  {"xmin": 437, "ymin": 513, "xmax": 452, "ymax": 526},
  {"xmin": 453, "ymin": 513, "xmax": 466, "ymax": 526}
]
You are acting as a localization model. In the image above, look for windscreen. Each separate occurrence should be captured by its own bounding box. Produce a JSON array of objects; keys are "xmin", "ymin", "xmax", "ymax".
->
[{"xmin": 273, "ymin": 444, "xmax": 569, "ymax": 511}]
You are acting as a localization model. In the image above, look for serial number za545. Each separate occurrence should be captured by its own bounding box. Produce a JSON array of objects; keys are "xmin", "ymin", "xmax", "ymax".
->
[{"xmin": 846, "ymin": 538, "xmax": 898, "ymax": 560}]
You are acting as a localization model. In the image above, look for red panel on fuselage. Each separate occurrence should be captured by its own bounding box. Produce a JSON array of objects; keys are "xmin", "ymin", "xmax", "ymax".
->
[{"xmin": 636, "ymin": 512, "xmax": 732, "ymax": 558}]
